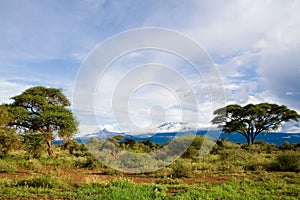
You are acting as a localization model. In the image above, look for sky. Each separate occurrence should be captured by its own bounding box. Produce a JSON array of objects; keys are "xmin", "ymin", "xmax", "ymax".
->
[{"xmin": 1, "ymin": 0, "xmax": 300, "ymax": 134}]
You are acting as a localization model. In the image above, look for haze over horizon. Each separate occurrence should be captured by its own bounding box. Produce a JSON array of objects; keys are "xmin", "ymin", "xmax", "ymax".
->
[{"xmin": 1, "ymin": 1, "xmax": 300, "ymax": 134}]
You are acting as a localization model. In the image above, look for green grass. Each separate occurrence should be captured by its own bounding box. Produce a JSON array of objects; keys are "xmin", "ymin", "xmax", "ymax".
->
[
  {"xmin": 0, "ymin": 177, "xmax": 299, "ymax": 199},
  {"xmin": 174, "ymin": 178, "xmax": 300, "ymax": 200},
  {"xmin": 0, "ymin": 139, "xmax": 300, "ymax": 199}
]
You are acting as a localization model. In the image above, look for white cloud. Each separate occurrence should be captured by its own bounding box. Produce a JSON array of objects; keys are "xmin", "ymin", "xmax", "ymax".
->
[
  {"xmin": 2, "ymin": 0, "xmax": 300, "ymax": 133},
  {"xmin": 0, "ymin": 79, "xmax": 31, "ymax": 104}
]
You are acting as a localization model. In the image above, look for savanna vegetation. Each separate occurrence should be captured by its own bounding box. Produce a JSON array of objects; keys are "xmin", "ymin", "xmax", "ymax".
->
[
  {"xmin": 212, "ymin": 103, "xmax": 300, "ymax": 145},
  {"xmin": 0, "ymin": 87, "xmax": 300, "ymax": 199}
]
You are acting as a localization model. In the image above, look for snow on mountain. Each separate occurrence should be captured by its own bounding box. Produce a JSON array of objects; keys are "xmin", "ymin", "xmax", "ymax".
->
[
  {"xmin": 78, "ymin": 128, "xmax": 125, "ymax": 139},
  {"xmin": 77, "ymin": 122, "xmax": 209, "ymax": 140},
  {"xmin": 156, "ymin": 121, "xmax": 205, "ymax": 133}
]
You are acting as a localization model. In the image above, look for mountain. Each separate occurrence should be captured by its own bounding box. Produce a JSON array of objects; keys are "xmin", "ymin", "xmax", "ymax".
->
[
  {"xmin": 67, "ymin": 121, "xmax": 300, "ymax": 146},
  {"xmin": 156, "ymin": 121, "xmax": 207, "ymax": 133},
  {"xmin": 77, "ymin": 128, "xmax": 125, "ymax": 140},
  {"xmin": 77, "ymin": 121, "xmax": 206, "ymax": 140}
]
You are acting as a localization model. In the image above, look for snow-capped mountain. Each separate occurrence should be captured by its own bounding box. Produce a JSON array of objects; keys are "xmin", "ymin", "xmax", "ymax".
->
[
  {"xmin": 77, "ymin": 128, "xmax": 125, "ymax": 139},
  {"xmin": 77, "ymin": 122, "xmax": 208, "ymax": 140},
  {"xmin": 156, "ymin": 121, "xmax": 206, "ymax": 133}
]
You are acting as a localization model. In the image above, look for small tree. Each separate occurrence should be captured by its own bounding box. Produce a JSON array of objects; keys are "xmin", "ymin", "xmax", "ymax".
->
[
  {"xmin": 212, "ymin": 103, "xmax": 300, "ymax": 145},
  {"xmin": 8, "ymin": 86, "xmax": 78, "ymax": 157},
  {"xmin": 0, "ymin": 105, "xmax": 20, "ymax": 157},
  {"xmin": 22, "ymin": 132, "xmax": 46, "ymax": 159}
]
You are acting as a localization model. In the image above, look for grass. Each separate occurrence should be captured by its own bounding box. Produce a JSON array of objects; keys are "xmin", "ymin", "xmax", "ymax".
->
[
  {"xmin": 0, "ymin": 176, "xmax": 299, "ymax": 199},
  {"xmin": 0, "ymin": 139, "xmax": 299, "ymax": 199}
]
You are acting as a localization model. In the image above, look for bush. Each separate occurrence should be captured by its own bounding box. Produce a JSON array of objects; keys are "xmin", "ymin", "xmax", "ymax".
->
[
  {"xmin": 0, "ymin": 159, "xmax": 17, "ymax": 173},
  {"xmin": 270, "ymin": 151, "xmax": 300, "ymax": 172},
  {"xmin": 151, "ymin": 167, "xmax": 174, "ymax": 178},
  {"xmin": 0, "ymin": 128, "xmax": 20, "ymax": 157},
  {"xmin": 16, "ymin": 174, "xmax": 69, "ymax": 189},
  {"xmin": 279, "ymin": 141, "xmax": 296, "ymax": 151},
  {"xmin": 217, "ymin": 148, "xmax": 270, "ymax": 171},
  {"xmin": 62, "ymin": 139, "xmax": 89, "ymax": 157},
  {"xmin": 74, "ymin": 157, "xmax": 100, "ymax": 169},
  {"xmin": 22, "ymin": 132, "xmax": 46, "ymax": 159},
  {"xmin": 210, "ymin": 139, "xmax": 226, "ymax": 154},
  {"xmin": 23, "ymin": 159, "xmax": 43, "ymax": 172},
  {"xmin": 103, "ymin": 167, "xmax": 124, "ymax": 176},
  {"xmin": 170, "ymin": 159, "xmax": 193, "ymax": 178}
]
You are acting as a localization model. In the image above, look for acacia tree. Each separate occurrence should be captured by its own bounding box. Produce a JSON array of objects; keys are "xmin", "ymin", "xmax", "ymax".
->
[
  {"xmin": 212, "ymin": 103, "xmax": 300, "ymax": 145},
  {"xmin": 8, "ymin": 86, "xmax": 78, "ymax": 157}
]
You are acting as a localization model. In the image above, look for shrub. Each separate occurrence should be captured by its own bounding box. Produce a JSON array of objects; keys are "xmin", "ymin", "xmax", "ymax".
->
[
  {"xmin": 102, "ymin": 167, "xmax": 124, "ymax": 176},
  {"xmin": 22, "ymin": 132, "xmax": 46, "ymax": 159},
  {"xmin": 16, "ymin": 174, "xmax": 68, "ymax": 189},
  {"xmin": 249, "ymin": 141, "xmax": 278, "ymax": 153},
  {"xmin": 23, "ymin": 159, "xmax": 43, "ymax": 172},
  {"xmin": 170, "ymin": 159, "xmax": 193, "ymax": 178},
  {"xmin": 270, "ymin": 151, "xmax": 300, "ymax": 172},
  {"xmin": 181, "ymin": 136, "xmax": 204, "ymax": 159},
  {"xmin": 74, "ymin": 157, "xmax": 100, "ymax": 169},
  {"xmin": 62, "ymin": 139, "xmax": 89, "ymax": 157},
  {"xmin": 210, "ymin": 139, "xmax": 225, "ymax": 154},
  {"xmin": 218, "ymin": 148, "xmax": 270, "ymax": 171},
  {"xmin": 151, "ymin": 167, "xmax": 174, "ymax": 178},
  {"xmin": 279, "ymin": 141, "xmax": 296, "ymax": 151},
  {"xmin": 118, "ymin": 153, "xmax": 159, "ymax": 173},
  {"xmin": 0, "ymin": 128, "xmax": 20, "ymax": 157},
  {"xmin": 0, "ymin": 159, "xmax": 17, "ymax": 173}
]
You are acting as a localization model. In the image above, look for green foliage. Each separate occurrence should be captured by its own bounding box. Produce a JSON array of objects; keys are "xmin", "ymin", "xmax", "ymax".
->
[
  {"xmin": 1, "ymin": 177, "xmax": 299, "ymax": 199},
  {"xmin": 22, "ymin": 132, "xmax": 46, "ymax": 159},
  {"xmin": 151, "ymin": 167, "xmax": 174, "ymax": 178},
  {"xmin": 8, "ymin": 86, "xmax": 78, "ymax": 156},
  {"xmin": 0, "ymin": 159, "xmax": 18, "ymax": 173},
  {"xmin": 0, "ymin": 105, "xmax": 20, "ymax": 157},
  {"xmin": 108, "ymin": 178, "xmax": 135, "ymax": 187},
  {"xmin": 102, "ymin": 167, "xmax": 124, "ymax": 176},
  {"xmin": 0, "ymin": 139, "xmax": 300, "ymax": 199},
  {"xmin": 118, "ymin": 152, "xmax": 159, "ymax": 173},
  {"xmin": 109, "ymin": 136, "xmax": 161, "ymax": 153},
  {"xmin": 169, "ymin": 159, "xmax": 193, "ymax": 178},
  {"xmin": 100, "ymin": 179, "xmax": 168, "ymax": 200},
  {"xmin": 217, "ymin": 146, "xmax": 272, "ymax": 172},
  {"xmin": 15, "ymin": 174, "xmax": 69, "ymax": 189},
  {"xmin": 62, "ymin": 139, "xmax": 90, "ymax": 157},
  {"xmin": 212, "ymin": 103, "xmax": 300, "ymax": 145},
  {"xmin": 247, "ymin": 141, "xmax": 277, "ymax": 153},
  {"xmin": 155, "ymin": 177, "xmax": 183, "ymax": 185},
  {"xmin": 174, "ymin": 179, "xmax": 300, "ymax": 200},
  {"xmin": 74, "ymin": 157, "xmax": 100, "ymax": 169},
  {"xmin": 0, "ymin": 128, "xmax": 20, "ymax": 157},
  {"xmin": 270, "ymin": 151, "xmax": 300, "ymax": 172},
  {"xmin": 0, "ymin": 104, "xmax": 11, "ymax": 126},
  {"xmin": 279, "ymin": 141, "xmax": 298, "ymax": 151},
  {"xmin": 22, "ymin": 159, "xmax": 43, "ymax": 172},
  {"xmin": 181, "ymin": 136, "xmax": 204, "ymax": 159}
]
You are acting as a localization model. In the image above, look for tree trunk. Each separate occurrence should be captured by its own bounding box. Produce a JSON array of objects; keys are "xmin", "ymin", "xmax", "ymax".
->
[
  {"xmin": 246, "ymin": 134, "xmax": 251, "ymax": 145},
  {"xmin": 247, "ymin": 138, "xmax": 251, "ymax": 145},
  {"xmin": 46, "ymin": 139, "xmax": 54, "ymax": 157}
]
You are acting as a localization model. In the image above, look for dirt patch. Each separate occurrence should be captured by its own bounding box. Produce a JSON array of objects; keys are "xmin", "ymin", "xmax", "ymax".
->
[{"xmin": 0, "ymin": 168, "xmax": 231, "ymax": 185}]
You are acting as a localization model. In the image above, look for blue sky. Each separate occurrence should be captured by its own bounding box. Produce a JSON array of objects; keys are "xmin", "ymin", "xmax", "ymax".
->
[{"xmin": 1, "ymin": 0, "xmax": 300, "ymax": 133}]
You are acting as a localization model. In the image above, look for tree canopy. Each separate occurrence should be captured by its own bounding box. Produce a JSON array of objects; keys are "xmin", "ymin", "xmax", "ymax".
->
[
  {"xmin": 212, "ymin": 103, "xmax": 300, "ymax": 145},
  {"xmin": 8, "ymin": 86, "xmax": 78, "ymax": 156}
]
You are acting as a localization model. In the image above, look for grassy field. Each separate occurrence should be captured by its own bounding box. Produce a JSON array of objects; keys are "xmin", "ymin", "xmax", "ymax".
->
[{"xmin": 0, "ymin": 137, "xmax": 299, "ymax": 199}]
